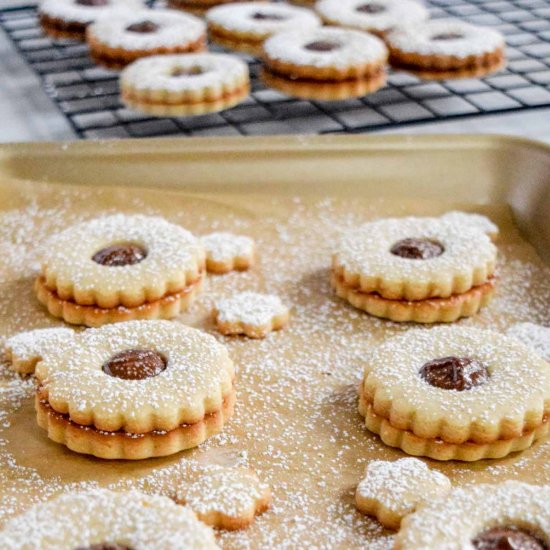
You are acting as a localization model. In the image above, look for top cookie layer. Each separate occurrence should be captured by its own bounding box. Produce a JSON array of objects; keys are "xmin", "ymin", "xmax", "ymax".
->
[
  {"xmin": 87, "ymin": 8, "xmax": 206, "ymax": 50},
  {"xmin": 395, "ymin": 481, "xmax": 550, "ymax": 550},
  {"xmin": 39, "ymin": 0, "xmax": 145, "ymax": 24},
  {"xmin": 40, "ymin": 214, "xmax": 205, "ymax": 308},
  {"xmin": 333, "ymin": 216, "xmax": 497, "ymax": 300},
  {"xmin": 0, "ymin": 489, "xmax": 219, "ymax": 550},
  {"xmin": 207, "ymin": 2, "xmax": 321, "ymax": 40},
  {"xmin": 316, "ymin": 0, "xmax": 428, "ymax": 34},
  {"xmin": 35, "ymin": 320, "xmax": 235, "ymax": 432},
  {"xmin": 386, "ymin": 20, "xmax": 505, "ymax": 59}
]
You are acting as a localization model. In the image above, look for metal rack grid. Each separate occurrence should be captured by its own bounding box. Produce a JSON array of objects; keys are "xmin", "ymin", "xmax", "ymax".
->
[{"xmin": 1, "ymin": 0, "xmax": 550, "ymax": 138}]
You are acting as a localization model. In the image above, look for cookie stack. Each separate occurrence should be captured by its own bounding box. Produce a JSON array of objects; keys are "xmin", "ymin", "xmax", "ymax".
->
[
  {"xmin": 35, "ymin": 214, "xmax": 205, "ymax": 327},
  {"xmin": 359, "ymin": 326, "xmax": 550, "ymax": 461},
  {"xmin": 33, "ymin": 320, "xmax": 236, "ymax": 459},
  {"xmin": 332, "ymin": 215, "xmax": 497, "ymax": 323}
]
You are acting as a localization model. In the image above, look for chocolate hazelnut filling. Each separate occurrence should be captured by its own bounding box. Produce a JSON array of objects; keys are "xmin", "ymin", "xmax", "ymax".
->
[
  {"xmin": 171, "ymin": 66, "xmax": 205, "ymax": 77},
  {"xmin": 390, "ymin": 238, "xmax": 444, "ymax": 259},
  {"xmin": 75, "ymin": 0, "xmax": 109, "ymax": 6},
  {"xmin": 420, "ymin": 356, "xmax": 489, "ymax": 391},
  {"xmin": 76, "ymin": 545, "xmax": 133, "ymax": 550},
  {"xmin": 250, "ymin": 11, "xmax": 287, "ymax": 20},
  {"xmin": 356, "ymin": 3, "xmax": 386, "ymax": 13},
  {"xmin": 304, "ymin": 40, "xmax": 341, "ymax": 52},
  {"xmin": 432, "ymin": 32, "xmax": 464, "ymax": 40},
  {"xmin": 125, "ymin": 20, "xmax": 159, "ymax": 33},
  {"xmin": 92, "ymin": 244, "xmax": 147, "ymax": 266},
  {"xmin": 472, "ymin": 526, "xmax": 548, "ymax": 550},
  {"xmin": 102, "ymin": 349, "xmax": 167, "ymax": 380}
]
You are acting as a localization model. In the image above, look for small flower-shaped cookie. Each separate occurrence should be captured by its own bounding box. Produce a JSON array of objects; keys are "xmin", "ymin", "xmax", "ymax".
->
[
  {"xmin": 213, "ymin": 291, "xmax": 290, "ymax": 338},
  {"xmin": 201, "ymin": 232, "xmax": 256, "ymax": 274},
  {"xmin": 507, "ymin": 322, "xmax": 550, "ymax": 361},
  {"xmin": 176, "ymin": 467, "xmax": 272, "ymax": 530},
  {"xmin": 440, "ymin": 211, "xmax": 499, "ymax": 241},
  {"xmin": 4, "ymin": 327, "xmax": 75, "ymax": 374},
  {"xmin": 355, "ymin": 458, "xmax": 451, "ymax": 530}
]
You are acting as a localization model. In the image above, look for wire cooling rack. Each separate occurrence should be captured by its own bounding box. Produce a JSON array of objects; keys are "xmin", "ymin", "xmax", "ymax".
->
[{"xmin": 1, "ymin": 0, "xmax": 550, "ymax": 138}]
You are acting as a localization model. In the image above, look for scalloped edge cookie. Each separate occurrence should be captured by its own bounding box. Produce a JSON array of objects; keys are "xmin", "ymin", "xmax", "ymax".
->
[{"xmin": 201, "ymin": 232, "xmax": 256, "ymax": 274}]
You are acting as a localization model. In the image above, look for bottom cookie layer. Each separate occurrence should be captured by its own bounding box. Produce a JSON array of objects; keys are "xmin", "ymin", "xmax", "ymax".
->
[
  {"xmin": 332, "ymin": 273, "xmax": 495, "ymax": 323},
  {"xmin": 34, "ymin": 275, "xmax": 204, "ymax": 327},
  {"xmin": 36, "ymin": 389, "xmax": 236, "ymax": 460},
  {"xmin": 358, "ymin": 395, "xmax": 548, "ymax": 462},
  {"xmin": 261, "ymin": 68, "xmax": 387, "ymax": 101}
]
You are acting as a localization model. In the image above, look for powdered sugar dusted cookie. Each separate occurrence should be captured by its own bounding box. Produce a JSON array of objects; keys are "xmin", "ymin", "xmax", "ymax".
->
[
  {"xmin": 395, "ymin": 481, "xmax": 550, "ymax": 550},
  {"xmin": 441, "ymin": 210, "xmax": 499, "ymax": 241},
  {"xmin": 387, "ymin": 20, "xmax": 505, "ymax": 73},
  {"xmin": 0, "ymin": 488, "xmax": 219, "ymax": 549},
  {"xmin": 316, "ymin": 0, "xmax": 428, "ymax": 37},
  {"xmin": 4, "ymin": 327, "xmax": 76, "ymax": 374},
  {"xmin": 87, "ymin": 8, "xmax": 207, "ymax": 69},
  {"xmin": 355, "ymin": 458, "xmax": 451, "ymax": 529},
  {"xmin": 121, "ymin": 53, "xmax": 250, "ymax": 116},
  {"xmin": 201, "ymin": 232, "xmax": 256, "ymax": 274},
  {"xmin": 176, "ymin": 466, "xmax": 272, "ymax": 530},
  {"xmin": 507, "ymin": 322, "xmax": 550, "ymax": 362},
  {"xmin": 214, "ymin": 291, "xmax": 290, "ymax": 338}
]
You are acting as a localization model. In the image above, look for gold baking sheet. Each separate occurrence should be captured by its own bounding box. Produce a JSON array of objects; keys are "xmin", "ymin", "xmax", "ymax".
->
[{"xmin": 0, "ymin": 135, "xmax": 549, "ymax": 549}]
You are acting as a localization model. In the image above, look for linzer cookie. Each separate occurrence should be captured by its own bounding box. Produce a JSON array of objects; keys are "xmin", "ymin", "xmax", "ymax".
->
[
  {"xmin": 201, "ymin": 231, "xmax": 256, "ymax": 274},
  {"xmin": 332, "ymin": 214, "xmax": 497, "ymax": 322},
  {"xmin": 121, "ymin": 53, "xmax": 250, "ymax": 116},
  {"xmin": 34, "ymin": 320, "xmax": 235, "ymax": 459},
  {"xmin": 35, "ymin": 214, "xmax": 205, "ymax": 327},
  {"xmin": 316, "ymin": 0, "xmax": 428, "ymax": 38},
  {"xmin": 86, "ymin": 9, "xmax": 207, "ymax": 69},
  {"xmin": 355, "ymin": 458, "xmax": 451, "ymax": 529},
  {"xmin": 386, "ymin": 20, "xmax": 505, "ymax": 75},
  {"xmin": 39, "ymin": 0, "xmax": 144, "ymax": 41},
  {"xmin": 395, "ymin": 481, "xmax": 550, "ymax": 550},
  {"xmin": 262, "ymin": 27, "xmax": 388, "ymax": 82},
  {"xmin": 4, "ymin": 327, "xmax": 75, "ymax": 374},
  {"xmin": 0, "ymin": 489, "xmax": 220, "ymax": 549},
  {"xmin": 176, "ymin": 466, "xmax": 272, "ymax": 530},
  {"xmin": 214, "ymin": 291, "xmax": 290, "ymax": 338},
  {"xmin": 359, "ymin": 326, "xmax": 550, "ymax": 461},
  {"xmin": 206, "ymin": 2, "xmax": 321, "ymax": 55}
]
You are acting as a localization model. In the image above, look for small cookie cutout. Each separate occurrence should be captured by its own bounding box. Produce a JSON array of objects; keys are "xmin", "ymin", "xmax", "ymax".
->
[
  {"xmin": 395, "ymin": 481, "xmax": 550, "ymax": 550},
  {"xmin": 355, "ymin": 458, "xmax": 451, "ymax": 529},
  {"xmin": 176, "ymin": 467, "xmax": 272, "ymax": 530},
  {"xmin": 214, "ymin": 291, "xmax": 290, "ymax": 338},
  {"xmin": 440, "ymin": 211, "xmax": 499, "ymax": 241},
  {"xmin": 4, "ymin": 327, "xmax": 75, "ymax": 374},
  {"xmin": 0, "ymin": 489, "xmax": 219, "ymax": 549},
  {"xmin": 507, "ymin": 322, "xmax": 550, "ymax": 362},
  {"xmin": 201, "ymin": 232, "xmax": 256, "ymax": 274}
]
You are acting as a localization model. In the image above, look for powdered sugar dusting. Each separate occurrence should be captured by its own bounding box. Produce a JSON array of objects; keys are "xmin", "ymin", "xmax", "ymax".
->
[{"xmin": 507, "ymin": 322, "xmax": 550, "ymax": 361}]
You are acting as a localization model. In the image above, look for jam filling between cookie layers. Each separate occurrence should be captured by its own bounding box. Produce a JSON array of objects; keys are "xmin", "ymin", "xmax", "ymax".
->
[
  {"xmin": 304, "ymin": 40, "xmax": 342, "ymax": 52},
  {"xmin": 75, "ymin": 0, "xmax": 109, "ymax": 6},
  {"xmin": 420, "ymin": 356, "xmax": 489, "ymax": 391},
  {"xmin": 250, "ymin": 11, "xmax": 288, "ymax": 20},
  {"xmin": 92, "ymin": 243, "xmax": 147, "ymax": 267},
  {"xmin": 356, "ymin": 3, "xmax": 386, "ymax": 13},
  {"xmin": 171, "ymin": 66, "xmax": 207, "ymax": 77},
  {"xmin": 390, "ymin": 238, "xmax": 444, "ymax": 260},
  {"xmin": 472, "ymin": 526, "xmax": 548, "ymax": 550},
  {"xmin": 125, "ymin": 20, "xmax": 160, "ymax": 33},
  {"xmin": 431, "ymin": 32, "xmax": 465, "ymax": 41},
  {"xmin": 102, "ymin": 349, "xmax": 167, "ymax": 380},
  {"xmin": 75, "ymin": 544, "xmax": 133, "ymax": 550}
]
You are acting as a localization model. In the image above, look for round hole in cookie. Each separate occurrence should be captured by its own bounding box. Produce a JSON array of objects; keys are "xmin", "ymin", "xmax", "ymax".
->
[
  {"xmin": 250, "ymin": 11, "xmax": 288, "ymax": 20},
  {"xmin": 356, "ymin": 3, "xmax": 386, "ymax": 14},
  {"xmin": 390, "ymin": 238, "xmax": 444, "ymax": 260},
  {"xmin": 92, "ymin": 243, "xmax": 147, "ymax": 267},
  {"xmin": 75, "ymin": 544, "xmax": 134, "ymax": 550},
  {"xmin": 431, "ymin": 32, "xmax": 464, "ymax": 41},
  {"xmin": 472, "ymin": 526, "xmax": 548, "ymax": 550},
  {"xmin": 102, "ymin": 349, "xmax": 167, "ymax": 380},
  {"xmin": 304, "ymin": 40, "xmax": 341, "ymax": 52},
  {"xmin": 75, "ymin": 0, "xmax": 109, "ymax": 6},
  {"xmin": 171, "ymin": 66, "xmax": 207, "ymax": 77},
  {"xmin": 126, "ymin": 20, "xmax": 160, "ymax": 33},
  {"xmin": 419, "ymin": 356, "xmax": 489, "ymax": 391}
]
